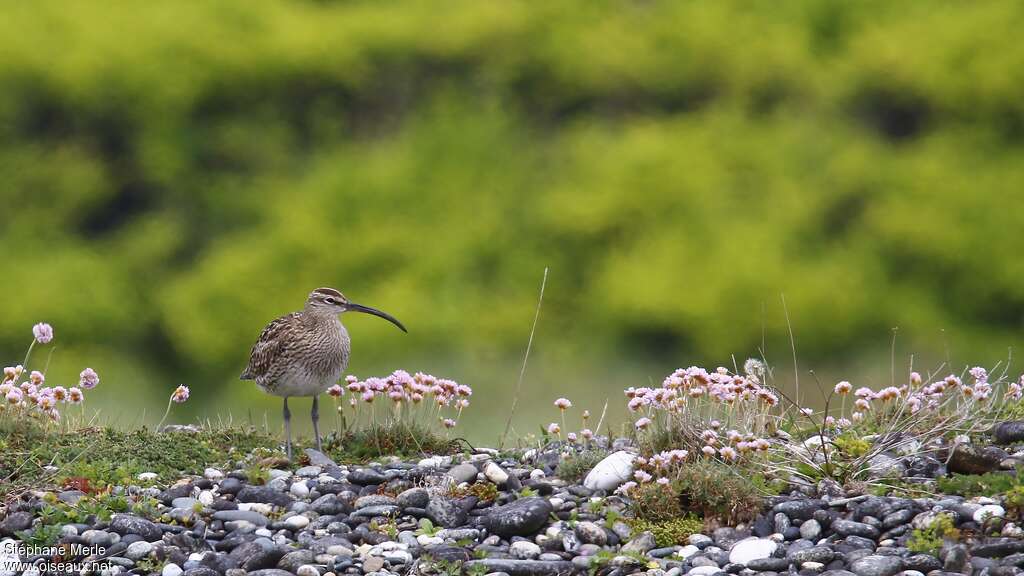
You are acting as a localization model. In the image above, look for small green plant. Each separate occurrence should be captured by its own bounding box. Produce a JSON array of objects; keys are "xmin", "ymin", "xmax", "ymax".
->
[
  {"xmin": 627, "ymin": 515, "xmax": 704, "ymax": 547},
  {"xmin": 518, "ymin": 486, "xmax": 538, "ymax": 498},
  {"xmin": 603, "ymin": 508, "xmax": 622, "ymax": 529},
  {"xmin": 833, "ymin": 434, "xmax": 871, "ymax": 458},
  {"xmin": 415, "ymin": 518, "xmax": 441, "ymax": 537},
  {"xmin": 555, "ymin": 450, "xmax": 609, "ymax": 483},
  {"xmin": 447, "ymin": 481, "xmax": 498, "ymax": 502},
  {"xmin": 16, "ymin": 524, "xmax": 61, "ymax": 548},
  {"xmin": 136, "ymin": 557, "xmax": 166, "ymax": 574},
  {"xmin": 1005, "ymin": 485, "xmax": 1024, "ymax": 518},
  {"xmin": 907, "ymin": 513, "xmax": 960, "ymax": 556},
  {"xmin": 244, "ymin": 462, "xmax": 270, "ymax": 486},
  {"xmin": 369, "ymin": 519, "xmax": 398, "ymax": 538}
]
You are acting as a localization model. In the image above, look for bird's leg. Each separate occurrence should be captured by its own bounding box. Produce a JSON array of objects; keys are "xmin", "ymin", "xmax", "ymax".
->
[
  {"xmin": 283, "ymin": 397, "xmax": 292, "ymax": 460},
  {"xmin": 311, "ymin": 395, "xmax": 322, "ymax": 452}
]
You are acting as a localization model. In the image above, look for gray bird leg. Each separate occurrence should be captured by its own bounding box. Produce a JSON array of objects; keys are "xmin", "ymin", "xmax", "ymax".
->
[
  {"xmin": 283, "ymin": 397, "xmax": 292, "ymax": 460},
  {"xmin": 312, "ymin": 395, "xmax": 322, "ymax": 452}
]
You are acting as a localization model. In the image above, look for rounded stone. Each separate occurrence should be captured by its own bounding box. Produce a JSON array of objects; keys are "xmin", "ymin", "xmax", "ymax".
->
[
  {"xmin": 728, "ymin": 538, "xmax": 777, "ymax": 565},
  {"xmin": 582, "ymin": 451, "xmax": 636, "ymax": 491},
  {"xmin": 510, "ymin": 540, "xmax": 542, "ymax": 559}
]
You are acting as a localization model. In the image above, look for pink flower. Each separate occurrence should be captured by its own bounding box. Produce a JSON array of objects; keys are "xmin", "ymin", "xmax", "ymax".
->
[
  {"xmin": 615, "ymin": 481, "xmax": 637, "ymax": 495},
  {"xmin": 582, "ymin": 410, "xmax": 591, "ymax": 421},
  {"xmin": 701, "ymin": 445, "xmax": 716, "ymax": 457},
  {"xmin": 171, "ymin": 385, "xmax": 190, "ymax": 403},
  {"xmin": 79, "ymin": 368, "xmax": 99, "ymax": 390},
  {"xmin": 581, "ymin": 428, "xmax": 594, "ymax": 440},
  {"xmin": 547, "ymin": 423, "xmax": 561, "ymax": 435},
  {"xmin": 634, "ymin": 417, "xmax": 652, "ymax": 430},
  {"xmin": 656, "ymin": 477, "xmax": 670, "ymax": 485},
  {"xmin": 854, "ymin": 387, "xmax": 874, "ymax": 399},
  {"xmin": 719, "ymin": 446, "xmax": 738, "ymax": 461},
  {"xmin": 52, "ymin": 386, "xmax": 67, "ymax": 402},
  {"xmin": 67, "ymin": 387, "xmax": 83, "ymax": 404},
  {"xmin": 362, "ymin": 390, "xmax": 375, "ymax": 403},
  {"xmin": 5, "ymin": 389, "xmax": 22, "ymax": 404},
  {"xmin": 32, "ymin": 323, "xmax": 53, "ymax": 344},
  {"xmin": 38, "ymin": 395, "xmax": 55, "ymax": 410},
  {"xmin": 799, "ymin": 407, "xmax": 814, "ymax": 417},
  {"xmin": 910, "ymin": 372, "xmax": 923, "ymax": 386},
  {"xmin": 442, "ymin": 418, "xmax": 457, "ymax": 429},
  {"xmin": 633, "ymin": 470, "xmax": 653, "ymax": 483},
  {"xmin": 327, "ymin": 384, "xmax": 343, "ymax": 397},
  {"xmin": 834, "ymin": 381, "xmax": 852, "ymax": 395},
  {"xmin": 970, "ymin": 366, "xmax": 989, "ymax": 384},
  {"xmin": 566, "ymin": 432, "xmax": 578, "ymax": 443},
  {"xmin": 29, "ymin": 371, "xmax": 44, "ymax": 386},
  {"xmin": 554, "ymin": 398, "xmax": 572, "ymax": 410}
]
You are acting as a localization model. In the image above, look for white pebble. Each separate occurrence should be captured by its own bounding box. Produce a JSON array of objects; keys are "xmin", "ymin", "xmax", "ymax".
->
[
  {"xmin": 416, "ymin": 534, "xmax": 443, "ymax": 546},
  {"xmin": 162, "ymin": 564, "xmax": 183, "ymax": 576},
  {"xmin": 286, "ymin": 515, "xmax": 310, "ymax": 530},
  {"xmin": 290, "ymin": 482, "xmax": 310, "ymax": 498},
  {"xmin": 203, "ymin": 468, "xmax": 224, "ymax": 480},
  {"xmin": 677, "ymin": 545, "xmax": 699, "ymax": 559},
  {"xmin": 137, "ymin": 472, "xmax": 158, "ymax": 482},
  {"xmin": 296, "ymin": 565, "xmax": 319, "ymax": 576},
  {"xmin": 530, "ymin": 469, "xmax": 546, "ymax": 479},
  {"xmin": 198, "ymin": 491, "xmax": 215, "ymax": 506},
  {"xmin": 975, "ymin": 504, "xmax": 1006, "ymax": 522}
]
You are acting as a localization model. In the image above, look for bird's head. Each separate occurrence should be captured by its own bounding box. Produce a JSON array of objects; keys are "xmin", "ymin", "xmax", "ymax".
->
[{"xmin": 306, "ymin": 287, "xmax": 407, "ymax": 332}]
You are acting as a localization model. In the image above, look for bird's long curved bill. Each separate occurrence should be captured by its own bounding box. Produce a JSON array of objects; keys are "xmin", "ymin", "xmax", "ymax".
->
[{"xmin": 349, "ymin": 303, "xmax": 407, "ymax": 332}]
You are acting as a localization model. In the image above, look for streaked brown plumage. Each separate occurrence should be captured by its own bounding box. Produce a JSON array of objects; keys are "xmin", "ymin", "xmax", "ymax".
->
[{"xmin": 241, "ymin": 287, "xmax": 406, "ymax": 458}]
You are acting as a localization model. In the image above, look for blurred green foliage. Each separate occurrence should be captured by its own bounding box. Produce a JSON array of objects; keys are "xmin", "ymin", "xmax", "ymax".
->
[{"xmin": 2, "ymin": 1, "xmax": 1024, "ymax": 440}]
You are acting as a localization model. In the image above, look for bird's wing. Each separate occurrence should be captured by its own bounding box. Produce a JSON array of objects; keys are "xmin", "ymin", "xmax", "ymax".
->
[{"xmin": 240, "ymin": 312, "xmax": 301, "ymax": 382}]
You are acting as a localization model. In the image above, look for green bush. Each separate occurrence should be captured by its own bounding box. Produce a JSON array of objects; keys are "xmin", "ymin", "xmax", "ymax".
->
[{"xmin": 3, "ymin": 1, "xmax": 1024, "ymax": 440}]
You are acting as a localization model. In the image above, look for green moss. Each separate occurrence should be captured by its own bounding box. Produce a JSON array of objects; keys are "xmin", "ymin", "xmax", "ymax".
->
[
  {"xmin": 907, "ymin": 513, "xmax": 959, "ymax": 556},
  {"xmin": 833, "ymin": 434, "xmax": 871, "ymax": 458},
  {"xmin": 627, "ymin": 515, "xmax": 704, "ymax": 548},
  {"xmin": 324, "ymin": 422, "xmax": 461, "ymax": 462},
  {"xmin": 448, "ymin": 481, "xmax": 499, "ymax": 503},
  {"xmin": 0, "ymin": 420, "xmax": 279, "ymax": 501},
  {"xmin": 937, "ymin": 471, "xmax": 1020, "ymax": 498},
  {"xmin": 556, "ymin": 450, "xmax": 609, "ymax": 483}
]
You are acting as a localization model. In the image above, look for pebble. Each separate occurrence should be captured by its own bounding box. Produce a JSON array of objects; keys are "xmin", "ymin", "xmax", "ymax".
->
[
  {"xmin": 728, "ymin": 538, "xmax": 778, "ymax": 565},
  {"xmin": 12, "ymin": 432, "xmax": 1023, "ymax": 576},
  {"xmin": 583, "ymin": 451, "xmax": 636, "ymax": 491}
]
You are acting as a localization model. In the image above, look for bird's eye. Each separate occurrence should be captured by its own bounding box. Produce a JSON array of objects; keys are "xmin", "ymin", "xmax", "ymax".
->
[{"xmin": 325, "ymin": 298, "xmax": 337, "ymax": 305}]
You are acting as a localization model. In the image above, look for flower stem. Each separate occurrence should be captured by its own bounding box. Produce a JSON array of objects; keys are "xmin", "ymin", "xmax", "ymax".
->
[
  {"xmin": 22, "ymin": 340, "xmax": 36, "ymax": 371},
  {"xmin": 155, "ymin": 396, "xmax": 174, "ymax": 432}
]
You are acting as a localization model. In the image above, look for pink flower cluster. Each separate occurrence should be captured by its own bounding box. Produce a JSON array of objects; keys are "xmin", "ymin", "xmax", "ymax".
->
[
  {"xmin": 831, "ymin": 366, "xmax": 1020, "ymax": 421},
  {"xmin": 615, "ymin": 448, "xmax": 692, "ymax": 495},
  {"xmin": 697, "ymin": 427, "xmax": 771, "ymax": 459},
  {"xmin": 1, "ymin": 364, "xmax": 92, "ymax": 422},
  {"xmin": 625, "ymin": 366, "xmax": 780, "ymax": 415},
  {"xmin": 329, "ymin": 370, "xmax": 472, "ymax": 409}
]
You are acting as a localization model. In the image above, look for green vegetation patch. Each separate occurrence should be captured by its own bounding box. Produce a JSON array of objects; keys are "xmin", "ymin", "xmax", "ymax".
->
[
  {"xmin": 0, "ymin": 421, "xmax": 279, "ymax": 501},
  {"xmin": 628, "ymin": 515, "xmax": 704, "ymax": 548}
]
